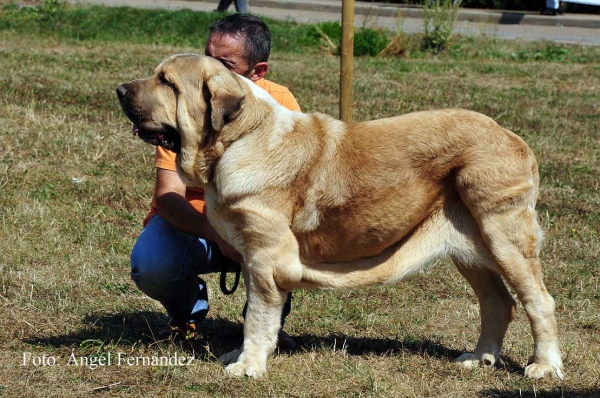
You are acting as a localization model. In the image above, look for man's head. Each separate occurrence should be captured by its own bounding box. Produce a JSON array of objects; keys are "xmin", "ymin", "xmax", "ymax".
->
[{"xmin": 205, "ymin": 14, "xmax": 272, "ymax": 82}]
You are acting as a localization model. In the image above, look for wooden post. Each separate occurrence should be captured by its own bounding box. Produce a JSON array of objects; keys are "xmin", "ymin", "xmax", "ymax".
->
[{"xmin": 340, "ymin": 0, "xmax": 354, "ymax": 123}]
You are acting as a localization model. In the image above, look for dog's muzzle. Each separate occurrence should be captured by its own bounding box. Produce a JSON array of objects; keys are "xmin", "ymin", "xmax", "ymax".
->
[{"xmin": 116, "ymin": 83, "xmax": 182, "ymax": 153}]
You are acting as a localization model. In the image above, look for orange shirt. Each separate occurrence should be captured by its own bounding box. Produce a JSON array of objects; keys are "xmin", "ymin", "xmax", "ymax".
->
[{"xmin": 142, "ymin": 78, "xmax": 300, "ymax": 226}]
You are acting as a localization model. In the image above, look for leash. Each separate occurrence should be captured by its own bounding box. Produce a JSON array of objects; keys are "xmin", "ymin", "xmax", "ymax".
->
[{"xmin": 219, "ymin": 261, "xmax": 241, "ymax": 295}]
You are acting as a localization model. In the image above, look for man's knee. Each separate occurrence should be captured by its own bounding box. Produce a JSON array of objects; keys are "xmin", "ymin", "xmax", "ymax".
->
[
  {"xmin": 130, "ymin": 215, "xmax": 213, "ymax": 298},
  {"xmin": 130, "ymin": 237, "xmax": 178, "ymax": 298},
  {"xmin": 129, "ymin": 217, "xmax": 189, "ymax": 298}
]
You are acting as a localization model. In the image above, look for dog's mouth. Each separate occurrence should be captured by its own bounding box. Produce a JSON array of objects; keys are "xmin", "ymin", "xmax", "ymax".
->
[{"xmin": 132, "ymin": 123, "xmax": 181, "ymax": 154}]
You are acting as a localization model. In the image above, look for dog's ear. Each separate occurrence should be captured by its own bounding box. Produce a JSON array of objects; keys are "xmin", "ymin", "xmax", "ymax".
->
[{"xmin": 205, "ymin": 71, "xmax": 245, "ymax": 132}]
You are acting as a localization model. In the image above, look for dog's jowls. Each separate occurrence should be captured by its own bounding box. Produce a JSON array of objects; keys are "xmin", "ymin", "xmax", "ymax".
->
[{"xmin": 117, "ymin": 54, "xmax": 563, "ymax": 379}]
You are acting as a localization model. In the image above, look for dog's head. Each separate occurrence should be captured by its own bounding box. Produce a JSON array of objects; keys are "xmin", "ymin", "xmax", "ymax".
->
[{"xmin": 116, "ymin": 54, "xmax": 246, "ymax": 186}]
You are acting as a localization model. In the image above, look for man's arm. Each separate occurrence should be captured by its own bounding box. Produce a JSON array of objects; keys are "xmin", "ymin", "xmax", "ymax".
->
[{"xmin": 155, "ymin": 168, "xmax": 242, "ymax": 262}]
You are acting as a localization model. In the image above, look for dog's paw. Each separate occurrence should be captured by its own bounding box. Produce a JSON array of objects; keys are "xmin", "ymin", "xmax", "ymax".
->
[
  {"xmin": 454, "ymin": 352, "xmax": 496, "ymax": 368},
  {"xmin": 218, "ymin": 349, "xmax": 240, "ymax": 365},
  {"xmin": 455, "ymin": 353, "xmax": 478, "ymax": 368},
  {"xmin": 524, "ymin": 356, "xmax": 564, "ymax": 379},
  {"xmin": 224, "ymin": 361, "xmax": 266, "ymax": 378}
]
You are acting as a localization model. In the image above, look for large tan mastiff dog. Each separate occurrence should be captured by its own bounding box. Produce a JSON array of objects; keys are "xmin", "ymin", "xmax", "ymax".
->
[{"xmin": 117, "ymin": 54, "xmax": 563, "ymax": 379}]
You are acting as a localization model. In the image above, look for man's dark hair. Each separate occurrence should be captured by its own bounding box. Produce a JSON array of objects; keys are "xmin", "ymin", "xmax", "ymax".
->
[{"xmin": 209, "ymin": 14, "xmax": 272, "ymax": 66}]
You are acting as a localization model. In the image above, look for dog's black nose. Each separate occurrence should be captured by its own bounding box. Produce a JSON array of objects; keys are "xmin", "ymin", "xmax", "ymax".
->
[{"xmin": 116, "ymin": 85, "xmax": 128, "ymax": 99}]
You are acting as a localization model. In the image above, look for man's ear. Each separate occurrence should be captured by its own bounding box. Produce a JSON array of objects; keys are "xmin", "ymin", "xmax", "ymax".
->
[
  {"xmin": 248, "ymin": 62, "xmax": 268, "ymax": 82},
  {"xmin": 205, "ymin": 71, "xmax": 245, "ymax": 132}
]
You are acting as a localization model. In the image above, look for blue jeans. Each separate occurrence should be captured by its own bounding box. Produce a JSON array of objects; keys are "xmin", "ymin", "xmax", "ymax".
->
[
  {"xmin": 131, "ymin": 215, "xmax": 292, "ymax": 326},
  {"xmin": 131, "ymin": 215, "xmax": 218, "ymax": 325}
]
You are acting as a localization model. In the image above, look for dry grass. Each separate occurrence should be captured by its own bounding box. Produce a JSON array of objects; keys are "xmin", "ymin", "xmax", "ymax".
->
[{"xmin": 1, "ymin": 29, "xmax": 599, "ymax": 397}]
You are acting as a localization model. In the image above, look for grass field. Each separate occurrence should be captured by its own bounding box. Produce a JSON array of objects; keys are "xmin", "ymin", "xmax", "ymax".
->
[{"xmin": 1, "ymin": 2, "xmax": 599, "ymax": 397}]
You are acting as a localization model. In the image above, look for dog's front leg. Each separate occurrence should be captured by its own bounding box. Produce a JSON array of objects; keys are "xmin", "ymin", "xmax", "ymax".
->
[
  {"xmin": 215, "ymin": 204, "xmax": 302, "ymax": 378},
  {"xmin": 223, "ymin": 264, "xmax": 289, "ymax": 378}
]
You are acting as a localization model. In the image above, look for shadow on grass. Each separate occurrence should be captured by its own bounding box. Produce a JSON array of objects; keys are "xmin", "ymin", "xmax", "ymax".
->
[
  {"xmin": 23, "ymin": 311, "xmax": 523, "ymax": 376},
  {"xmin": 22, "ymin": 311, "xmax": 244, "ymax": 359},
  {"xmin": 479, "ymin": 388, "xmax": 600, "ymax": 398},
  {"xmin": 293, "ymin": 332, "xmax": 524, "ymax": 376},
  {"xmin": 23, "ymin": 311, "xmax": 171, "ymax": 348}
]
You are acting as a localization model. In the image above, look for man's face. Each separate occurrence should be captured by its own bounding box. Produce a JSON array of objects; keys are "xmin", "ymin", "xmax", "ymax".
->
[{"xmin": 205, "ymin": 32, "xmax": 253, "ymax": 78}]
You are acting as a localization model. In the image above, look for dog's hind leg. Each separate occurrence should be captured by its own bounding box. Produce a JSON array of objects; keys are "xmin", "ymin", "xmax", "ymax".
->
[
  {"xmin": 453, "ymin": 261, "xmax": 516, "ymax": 369},
  {"xmin": 444, "ymin": 200, "xmax": 517, "ymax": 370},
  {"xmin": 456, "ymin": 151, "xmax": 563, "ymax": 379},
  {"xmin": 475, "ymin": 214, "xmax": 563, "ymax": 379}
]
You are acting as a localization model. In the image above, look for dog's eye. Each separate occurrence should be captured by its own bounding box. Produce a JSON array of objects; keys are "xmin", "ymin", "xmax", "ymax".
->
[{"xmin": 159, "ymin": 74, "xmax": 176, "ymax": 90}]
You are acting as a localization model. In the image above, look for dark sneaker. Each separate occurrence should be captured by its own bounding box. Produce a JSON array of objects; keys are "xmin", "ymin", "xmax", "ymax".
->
[
  {"xmin": 157, "ymin": 277, "xmax": 209, "ymax": 342},
  {"xmin": 156, "ymin": 321, "xmax": 197, "ymax": 341}
]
